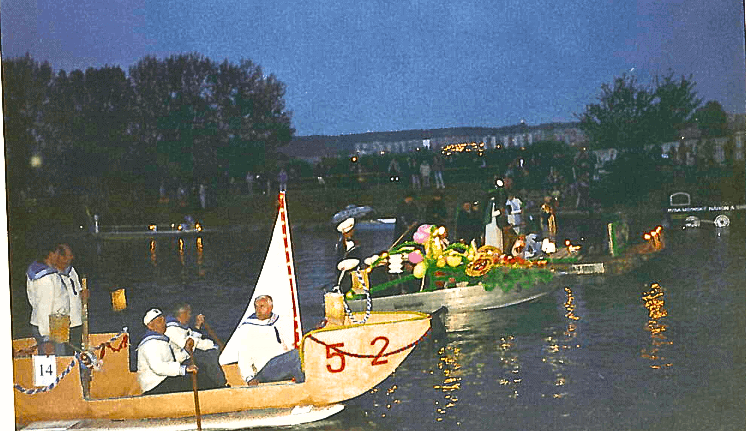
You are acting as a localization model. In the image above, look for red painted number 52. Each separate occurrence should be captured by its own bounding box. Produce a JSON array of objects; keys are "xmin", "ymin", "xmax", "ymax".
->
[{"xmin": 324, "ymin": 336, "xmax": 391, "ymax": 373}]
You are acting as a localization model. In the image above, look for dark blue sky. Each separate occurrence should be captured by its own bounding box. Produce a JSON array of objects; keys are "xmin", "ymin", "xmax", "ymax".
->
[{"xmin": 3, "ymin": 0, "xmax": 745, "ymax": 136}]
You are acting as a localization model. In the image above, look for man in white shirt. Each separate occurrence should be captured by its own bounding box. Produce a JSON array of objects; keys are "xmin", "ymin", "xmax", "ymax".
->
[
  {"xmin": 236, "ymin": 295, "xmax": 304, "ymax": 385},
  {"xmin": 137, "ymin": 308, "xmax": 197, "ymax": 395},
  {"xmin": 165, "ymin": 303, "xmax": 226, "ymax": 389},
  {"xmin": 26, "ymin": 242, "xmax": 87, "ymax": 355},
  {"xmin": 505, "ymin": 193, "xmax": 524, "ymax": 234}
]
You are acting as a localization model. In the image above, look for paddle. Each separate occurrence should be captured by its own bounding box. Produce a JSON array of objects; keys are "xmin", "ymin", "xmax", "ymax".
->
[
  {"xmin": 186, "ymin": 342, "xmax": 202, "ymax": 431},
  {"xmin": 390, "ymin": 221, "xmax": 418, "ymax": 249},
  {"xmin": 81, "ymin": 277, "xmax": 91, "ymax": 398},
  {"xmin": 202, "ymin": 321, "xmax": 225, "ymax": 353}
]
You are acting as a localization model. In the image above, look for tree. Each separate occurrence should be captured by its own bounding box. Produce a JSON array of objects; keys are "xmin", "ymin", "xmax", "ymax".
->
[
  {"xmin": 2, "ymin": 54, "xmax": 54, "ymax": 196},
  {"xmin": 694, "ymin": 100, "xmax": 728, "ymax": 138},
  {"xmin": 577, "ymin": 72, "xmax": 701, "ymax": 151}
]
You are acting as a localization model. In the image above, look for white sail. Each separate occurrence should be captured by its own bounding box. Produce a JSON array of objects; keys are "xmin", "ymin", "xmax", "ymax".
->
[{"xmin": 219, "ymin": 192, "xmax": 303, "ymax": 365}]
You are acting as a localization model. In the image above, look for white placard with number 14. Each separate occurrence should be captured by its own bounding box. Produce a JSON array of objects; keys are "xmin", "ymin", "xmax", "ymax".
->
[{"xmin": 33, "ymin": 355, "xmax": 57, "ymax": 387}]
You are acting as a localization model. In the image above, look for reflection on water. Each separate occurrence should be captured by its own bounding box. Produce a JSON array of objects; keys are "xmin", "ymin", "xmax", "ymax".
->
[
  {"xmin": 542, "ymin": 286, "xmax": 583, "ymax": 401},
  {"xmin": 433, "ymin": 345, "xmax": 461, "ymax": 422},
  {"xmin": 641, "ymin": 282, "xmax": 672, "ymax": 370},
  {"xmin": 497, "ymin": 335, "xmax": 521, "ymax": 399}
]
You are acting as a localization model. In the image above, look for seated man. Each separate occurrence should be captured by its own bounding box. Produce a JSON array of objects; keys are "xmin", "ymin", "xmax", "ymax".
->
[
  {"xmin": 236, "ymin": 295, "xmax": 305, "ymax": 385},
  {"xmin": 137, "ymin": 308, "xmax": 197, "ymax": 395},
  {"xmin": 165, "ymin": 302, "xmax": 227, "ymax": 389}
]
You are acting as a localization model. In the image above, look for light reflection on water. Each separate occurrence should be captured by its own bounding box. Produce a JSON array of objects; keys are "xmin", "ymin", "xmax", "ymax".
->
[{"xmin": 10, "ymin": 223, "xmax": 745, "ymax": 430}]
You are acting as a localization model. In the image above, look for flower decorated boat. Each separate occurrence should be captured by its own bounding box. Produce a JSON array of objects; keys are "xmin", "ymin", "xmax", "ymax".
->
[
  {"xmin": 344, "ymin": 224, "xmax": 561, "ymax": 315},
  {"xmin": 14, "ymin": 192, "xmax": 431, "ymax": 430}
]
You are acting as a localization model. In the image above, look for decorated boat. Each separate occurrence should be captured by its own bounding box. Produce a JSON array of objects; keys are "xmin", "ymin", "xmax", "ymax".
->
[
  {"xmin": 345, "ymin": 220, "xmax": 666, "ymax": 317},
  {"xmin": 547, "ymin": 222, "xmax": 666, "ymax": 277},
  {"xmin": 14, "ymin": 192, "xmax": 431, "ymax": 430},
  {"xmin": 344, "ymin": 224, "xmax": 562, "ymax": 316}
]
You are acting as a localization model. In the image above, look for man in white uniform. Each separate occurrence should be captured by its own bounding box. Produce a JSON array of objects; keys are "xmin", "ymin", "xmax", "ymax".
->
[
  {"xmin": 236, "ymin": 295, "xmax": 304, "ymax": 385},
  {"xmin": 137, "ymin": 308, "xmax": 197, "ymax": 395},
  {"xmin": 26, "ymin": 243, "xmax": 86, "ymax": 355},
  {"xmin": 165, "ymin": 302, "xmax": 226, "ymax": 389},
  {"xmin": 505, "ymin": 193, "xmax": 524, "ymax": 234}
]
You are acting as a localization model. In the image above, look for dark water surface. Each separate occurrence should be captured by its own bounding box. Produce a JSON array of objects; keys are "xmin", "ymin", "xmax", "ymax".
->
[{"xmin": 10, "ymin": 222, "xmax": 746, "ymax": 430}]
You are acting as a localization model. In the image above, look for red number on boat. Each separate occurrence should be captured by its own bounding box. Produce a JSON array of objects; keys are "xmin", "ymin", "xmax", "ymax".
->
[
  {"xmin": 325, "ymin": 342, "xmax": 345, "ymax": 373},
  {"xmin": 371, "ymin": 336, "xmax": 389, "ymax": 366}
]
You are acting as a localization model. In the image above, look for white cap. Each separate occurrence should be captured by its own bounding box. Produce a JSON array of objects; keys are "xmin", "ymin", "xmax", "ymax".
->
[
  {"xmin": 143, "ymin": 308, "xmax": 162, "ymax": 326},
  {"xmin": 337, "ymin": 218, "xmax": 355, "ymax": 233}
]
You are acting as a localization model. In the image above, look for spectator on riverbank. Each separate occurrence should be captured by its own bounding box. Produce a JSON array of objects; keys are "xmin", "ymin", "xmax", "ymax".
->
[
  {"xmin": 278, "ymin": 169, "xmax": 288, "ymax": 192},
  {"xmin": 432, "ymin": 155, "xmax": 445, "ymax": 189},
  {"xmin": 406, "ymin": 158, "xmax": 420, "ymax": 190},
  {"xmin": 245, "ymin": 172, "xmax": 254, "ymax": 195},
  {"xmin": 419, "ymin": 160, "xmax": 431, "ymax": 188}
]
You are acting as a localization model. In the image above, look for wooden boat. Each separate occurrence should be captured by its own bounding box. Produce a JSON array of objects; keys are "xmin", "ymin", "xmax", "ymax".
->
[
  {"xmin": 14, "ymin": 192, "xmax": 431, "ymax": 429},
  {"xmin": 548, "ymin": 223, "xmax": 666, "ymax": 278}
]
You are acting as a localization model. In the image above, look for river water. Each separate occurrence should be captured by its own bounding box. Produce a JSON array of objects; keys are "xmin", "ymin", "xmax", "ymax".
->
[{"xmin": 9, "ymin": 219, "xmax": 746, "ymax": 430}]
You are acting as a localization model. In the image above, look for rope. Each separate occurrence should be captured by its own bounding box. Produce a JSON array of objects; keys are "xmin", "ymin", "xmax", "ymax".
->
[
  {"xmin": 13, "ymin": 329, "xmax": 128, "ymax": 358},
  {"xmin": 12, "ymin": 329, "xmax": 128, "ymax": 393},
  {"xmin": 307, "ymin": 327, "xmax": 431, "ymax": 359},
  {"xmin": 342, "ymin": 282, "xmax": 372, "ymax": 324},
  {"xmin": 13, "ymin": 353, "xmax": 80, "ymax": 394}
]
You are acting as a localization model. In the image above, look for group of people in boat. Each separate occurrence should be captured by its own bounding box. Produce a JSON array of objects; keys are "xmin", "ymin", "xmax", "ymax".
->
[
  {"xmin": 137, "ymin": 295, "xmax": 303, "ymax": 395},
  {"xmin": 331, "ymin": 187, "xmax": 562, "ymax": 295},
  {"xmin": 24, "ymin": 240, "xmax": 304, "ymax": 397}
]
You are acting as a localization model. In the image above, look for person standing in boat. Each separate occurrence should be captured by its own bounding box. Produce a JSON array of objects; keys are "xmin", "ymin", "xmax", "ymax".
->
[
  {"xmin": 335, "ymin": 218, "xmax": 359, "ymax": 263},
  {"xmin": 393, "ymin": 193, "xmax": 419, "ymax": 244},
  {"xmin": 454, "ymin": 200, "xmax": 474, "ymax": 244},
  {"xmin": 235, "ymin": 295, "xmax": 305, "ymax": 385},
  {"xmin": 540, "ymin": 195, "xmax": 557, "ymax": 242},
  {"xmin": 165, "ymin": 303, "xmax": 227, "ymax": 389},
  {"xmin": 137, "ymin": 308, "xmax": 198, "ymax": 395},
  {"xmin": 505, "ymin": 193, "xmax": 524, "ymax": 234},
  {"xmin": 26, "ymin": 242, "xmax": 87, "ymax": 355},
  {"xmin": 424, "ymin": 190, "xmax": 448, "ymax": 230}
]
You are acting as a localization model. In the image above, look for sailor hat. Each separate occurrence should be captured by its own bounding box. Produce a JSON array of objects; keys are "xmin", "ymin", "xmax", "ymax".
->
[
  {"xmin": 143, "ymin": 308, "xmax": 162, "ymax": 325},
  {"xmin": 337, "ymin": 217, "xmax": 355, "ymax": 233}
]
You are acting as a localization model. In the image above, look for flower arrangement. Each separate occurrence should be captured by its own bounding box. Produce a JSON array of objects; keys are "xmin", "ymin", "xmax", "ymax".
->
[{"xmin": 362, "ymin": 224, "xmax": 554, "ymax": 294}]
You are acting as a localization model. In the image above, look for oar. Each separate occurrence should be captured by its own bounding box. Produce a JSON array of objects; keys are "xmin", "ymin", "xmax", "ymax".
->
[
  {"xmin": 390, "ymin": 221, "xmax": 418, "ymax": 249},
  {"xmin": 202, "ymin": 321, "xmax": 225, "ymax": 353},
  {"xmin": 186, "ymin": 344, "xmax": 202, "ymax": 431},
  {"xmin": 81, "ymin": 277, "xmax": 91, "ymax": 398},
  {"xmin": 81, "ymin": 277, "xmax": 89, "ymax": 350}
]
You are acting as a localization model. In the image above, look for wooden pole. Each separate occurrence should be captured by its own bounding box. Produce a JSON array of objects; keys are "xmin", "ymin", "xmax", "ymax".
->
[
  {"xmin": 81, "ymin": 277, "xmax": 91, "ymax": 398},
  {"xmin": 202, "ymin": 321, "xmax": 225, "ymax": 352},
  {"xmin": 390, "ymin": 222, "xmax": 418, "ymax": 249},
  {"xmin": 187, "ymin": 345, "xmax": 202, "ymax": 431},
  {"xmin": 81, "ymin": 277, "xmax": 89, "ymax": 350}
]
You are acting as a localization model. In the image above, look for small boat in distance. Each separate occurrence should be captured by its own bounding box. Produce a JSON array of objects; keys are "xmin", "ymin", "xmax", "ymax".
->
[{"xmin": 14, "ymin": 192, "xmax": 431, "ymax": 429}]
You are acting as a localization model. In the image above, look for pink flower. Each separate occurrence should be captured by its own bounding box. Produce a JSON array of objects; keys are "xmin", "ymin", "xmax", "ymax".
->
[
  {"xmin": 408, "ymin": 251, "xmax": 424, "ymax": 264},
  {"xmin": 413, "ymin": 230, "xmax": 429, "ymax": 244}
]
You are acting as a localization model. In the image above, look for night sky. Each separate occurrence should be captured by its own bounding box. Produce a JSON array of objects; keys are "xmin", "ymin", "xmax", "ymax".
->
[{"xmin": 2, "ymin": 0, "xmax": 745, "ymax": 136}]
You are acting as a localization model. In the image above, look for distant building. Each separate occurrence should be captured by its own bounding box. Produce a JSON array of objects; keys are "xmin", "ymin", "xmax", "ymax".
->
[{"xmin": 282, "ymin": 123, "xmax": 588, "ymax": 161}]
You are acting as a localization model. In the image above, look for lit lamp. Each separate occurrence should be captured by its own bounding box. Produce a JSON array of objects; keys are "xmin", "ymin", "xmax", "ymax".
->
[{"xmin": 111, "ymin": 288, "xmax": 127, "ymax": 312}]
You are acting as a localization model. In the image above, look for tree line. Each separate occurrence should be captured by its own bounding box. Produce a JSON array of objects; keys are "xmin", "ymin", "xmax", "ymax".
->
[
  {"xmin": 3, "ymin": 52, "xmax": 294, "ymax": 198},
  {"xmin": 577, "ymin": 71, "xmax": 730, "ymax": 151}
]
